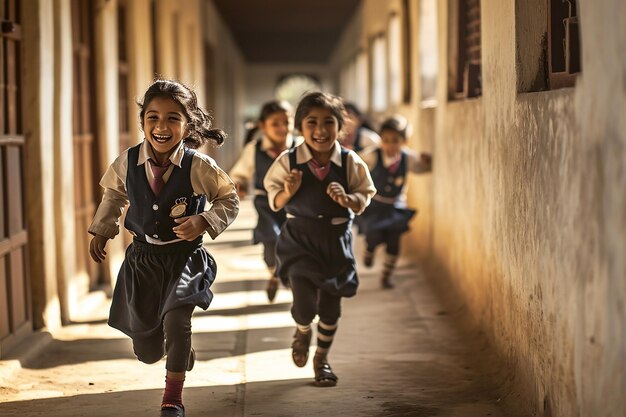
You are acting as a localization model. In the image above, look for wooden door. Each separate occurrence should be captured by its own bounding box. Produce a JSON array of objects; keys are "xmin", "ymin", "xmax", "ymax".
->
[
  {"xmin": 72, "ymin": 0, "xmax": 100, "ymax": 288},
  {"xmin": 0, "ymin": 0, "xmax": 31, "ymax": 354}
]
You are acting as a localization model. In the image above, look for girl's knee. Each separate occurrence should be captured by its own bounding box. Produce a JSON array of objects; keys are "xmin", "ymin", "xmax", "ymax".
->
[
  {"xmin": 291, "ymin": 305, "xmax": 316, "ymax": 325},
  {"xmin": 133, "ymin": 341, "xmax": 164, "ymax": 364},
  {"xmin": 319, "ymin": 310, "xmax": 341, "ymax": 325}
]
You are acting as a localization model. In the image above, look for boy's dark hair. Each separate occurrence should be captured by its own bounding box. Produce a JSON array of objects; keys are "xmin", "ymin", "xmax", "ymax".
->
[
  {"xmin": 344, "ymin": 102, "xmax": 362, "ymax": 119},
  {"xmin": 379, "ymin": 114, "xmax": 412, "ymax": 140},
  {"xmin": 344, "ymin": 101, "xmax": 376, "ymax": 131},
  {"xmin": 138, "ymin": 79, "xmax": 227, "ymax": 148},
  {"xmin": 294, "ymin": 92, "xmax": 346, "ymax": 133},
  {"xmin": 259, "ymin": 100, "xmax": 292, "ymax": 122}
]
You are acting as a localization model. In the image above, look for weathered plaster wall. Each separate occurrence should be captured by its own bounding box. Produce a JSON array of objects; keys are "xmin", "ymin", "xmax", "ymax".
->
[
  {"xmin": 335, "ymin": 0, "xmax": 625, "ymax": 415},
  {"xmin": 425, "ymin": 0, "xmax": 625, "ymax": 416},
  {"xmin": 575, "ymin": 1, "xmax": 626, "ymax": 415}
]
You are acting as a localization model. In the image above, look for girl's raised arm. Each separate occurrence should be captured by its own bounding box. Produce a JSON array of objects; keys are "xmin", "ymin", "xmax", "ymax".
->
[{"xmin": 191, "ymin": 154, "xmax": 240, "ymax": 239}]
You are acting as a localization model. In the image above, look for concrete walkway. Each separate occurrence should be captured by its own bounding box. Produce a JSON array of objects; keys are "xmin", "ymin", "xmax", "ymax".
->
[{"xmin": 0, "ymin": 199, "xmax": 505, "ymax": 417}]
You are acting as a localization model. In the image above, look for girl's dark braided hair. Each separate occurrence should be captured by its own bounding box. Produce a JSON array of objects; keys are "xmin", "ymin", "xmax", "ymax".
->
[{"xmin": 138, "ymin": 79, "xmax": 227, "ymax": 148}]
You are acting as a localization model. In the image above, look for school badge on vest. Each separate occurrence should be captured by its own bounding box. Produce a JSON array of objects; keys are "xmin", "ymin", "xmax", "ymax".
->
[{"xmin": 170, "ymin": 197, "xmax": 188, "ymax": 218}]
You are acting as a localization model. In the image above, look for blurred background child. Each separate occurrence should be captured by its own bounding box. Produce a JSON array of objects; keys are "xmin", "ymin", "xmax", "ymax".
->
[
  {"xmin": 357, "ymin": 114, "xmax": 432, "ymax": 289},
  {"xmin": 229, "ymin": 100, "xmax": 296, "ymax": 302},
  {"xmin": 340, "ymin": 102, "xmax": 380, "ymax": 154}
]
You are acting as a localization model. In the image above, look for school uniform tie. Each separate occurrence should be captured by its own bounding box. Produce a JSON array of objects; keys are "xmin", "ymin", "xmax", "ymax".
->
[
  {"xmin": 387, "ymin": 157, "xmax": 402, "ymax": 175},
  {"xmin": 149, "ymin": 158, "xmax": 172, "ymax": 196},
  {"xmin": 308, "ymin": 158, "xmax": 331, "ymax": 181}
]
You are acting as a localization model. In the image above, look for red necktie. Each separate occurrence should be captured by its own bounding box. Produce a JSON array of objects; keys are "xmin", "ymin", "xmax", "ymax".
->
[
  {"xmin": 149, "ymin": 159, "xmax": 172, "ymax": 196},
  {"xmin": 388, "ymin": 157, "xmax": 401, "ymax": 174},
  {"xmin": 308, "ymin": 158, "xmax": 331, "ymax": 181}
]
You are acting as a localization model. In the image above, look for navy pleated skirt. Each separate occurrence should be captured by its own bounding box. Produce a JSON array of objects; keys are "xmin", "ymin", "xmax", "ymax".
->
[
  {"xmin": 108, "ymin": 239, "xmax": 216, "ymax": 340},
  {"xmin": 356, "ymin": 200, "xmax": 416, "ymax": 235},
  {"xmin": 276, "ymin": 217, "xmax": 358, "ymax": 298},
  {"xmin": 253, "ymin": 195, "xmax": 286, "ymax": 244}
]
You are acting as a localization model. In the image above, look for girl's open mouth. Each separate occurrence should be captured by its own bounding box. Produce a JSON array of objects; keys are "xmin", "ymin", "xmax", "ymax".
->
[{"xmin": 152, "ymin": 133, "xmax": 172, "ymax": 143}]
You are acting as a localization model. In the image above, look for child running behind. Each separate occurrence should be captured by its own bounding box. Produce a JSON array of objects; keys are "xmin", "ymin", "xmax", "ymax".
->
[
  {"xmin": 358, "ymin": 114, "xmax": 432, "ymax": 289},
  {"xmin": 264, "ymin": 92, "xmax": 375, "ymax": 387},
  {"xmin": 88, "ymin": 79, "xmax": 239, "ymax": 417},
  {"xmin": 229, "ymin": 100, "xmax": 297, "ymax": 302}
]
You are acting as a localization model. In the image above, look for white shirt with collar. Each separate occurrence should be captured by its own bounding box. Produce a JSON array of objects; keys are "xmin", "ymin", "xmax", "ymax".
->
[
  {"xmin": 263, "ymin": 141, "xmax": 376, "ymax": 216},
  {"xmin": 229, "ymin": 134, "xmax": 299, "ymax": 188},
  {"xmin": 88, "ymin": 140, "xmax": 239, "ymax": 241}
]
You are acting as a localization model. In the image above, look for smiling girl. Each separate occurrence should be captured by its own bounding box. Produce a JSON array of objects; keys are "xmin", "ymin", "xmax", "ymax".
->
[
  {"xmin": 229, "ymin": 100, "xmax": 297, "ymax": 302},
  {"xmin": 88, "ymin": 79, "xmax": 239, "ymax": 417},
  {"xmin": 264, "ymin": 92, "xmax": 375, "ymax": 387}
]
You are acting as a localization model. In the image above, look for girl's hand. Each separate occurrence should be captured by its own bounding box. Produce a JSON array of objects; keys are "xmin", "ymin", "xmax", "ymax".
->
[
  {"xmin": 235, "ymin": 182, "xmax": 247, "ymax": 199},
  {"xmin": 89, "ymin": 234, "xmax": 110, "ymax": 263},
  {"xmin": 284, "ymin": 169, "xmax": 303, "ymax": 197},
  {"xmin": 327, "ymin": 182, "xmax": 350, "ymax": 207},
  {"xmin": 173, "ymin": 215, "xmax": 210, "ymax": 241}
]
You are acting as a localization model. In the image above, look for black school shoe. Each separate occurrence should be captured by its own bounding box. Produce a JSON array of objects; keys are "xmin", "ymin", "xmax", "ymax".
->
[{"xmin": 160, "ymin": 404, "xmax": 184, "ymax": 417}]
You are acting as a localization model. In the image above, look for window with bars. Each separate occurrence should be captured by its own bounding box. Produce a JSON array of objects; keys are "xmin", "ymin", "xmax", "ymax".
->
[
  {"xmin": 548, "ymin": 0, "xmax": 580, "ymax": 89},
  {"xmin": 449, "ymin": 0, "xmax": 481, "ymax": 100}
]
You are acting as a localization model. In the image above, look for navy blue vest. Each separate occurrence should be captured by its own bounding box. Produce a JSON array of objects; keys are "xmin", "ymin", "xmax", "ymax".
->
[
  {"xmin": 370, "ymin": 148, "xmax": 407, "ymax": 199},
  {"xmin": 124, "ymin": 144, "xmax": 206, "ymax": 243},
  {"xmin": 254, "ymin": 139, "xmax": 295, "ymax": 192},
  {"xmin": 353, "ymin": 127, "xmax": 364, "ymax": 153},
  {"xmin": 286, "ymin": 147, "xmax": 351, "ymax": 220}
]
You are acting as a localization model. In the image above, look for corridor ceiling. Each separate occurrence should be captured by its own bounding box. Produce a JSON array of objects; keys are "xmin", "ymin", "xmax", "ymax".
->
[{"xmin": 211, "ymin": 0, "xmax": 361, "ymax": 63}]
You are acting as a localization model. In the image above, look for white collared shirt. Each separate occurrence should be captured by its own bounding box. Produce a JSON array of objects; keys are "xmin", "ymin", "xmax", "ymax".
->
[
  {"xmin": 263, "ymin": 141, "xmax": 376, "ymax": 215},
  {"xmin": 88, "ymin": 140, "xmax": 239, "ymax": 240},
  {"xmin": 229, "ymin": 134, "xmax": 299, "ymax": 188}
]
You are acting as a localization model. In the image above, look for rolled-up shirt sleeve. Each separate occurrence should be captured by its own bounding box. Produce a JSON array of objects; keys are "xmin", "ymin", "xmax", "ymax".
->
[
  {"xmin": 191, "ymin": 154, "xmax": 240, "ymax": 239},
  {"xmin": 346, "ymin": 151, "xmax": 376, "ymax": 215},
  {"xmin": 407, "ymin": 151, "xmax": 432, "ymax": 174},
  {"xmin": 263, "ymin": 151, "xmax": 291, "ymax": 212},
  {"xmin": 88, "ymin": 152, "xmax": 129, "ymax": 239},
  {"xmin": 228, "ymin": 141, "xmax": 256, "ymax": 187}
]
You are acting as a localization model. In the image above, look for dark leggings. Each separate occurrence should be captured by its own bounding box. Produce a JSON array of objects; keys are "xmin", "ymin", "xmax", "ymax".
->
[
  {"xmin": 366, "ymin": 230, "xmax": 402, "ymax": 256},
  {"xmin": 132, "ymin": 304, "xmax": 195, "ymax": 372},
  {"xmin": 263, "ymin": 241, "xmax": 277, "ymax": 269},
  {"xmin": 289, "ymin": 276, "xmax": 342, "ymax": 325}
]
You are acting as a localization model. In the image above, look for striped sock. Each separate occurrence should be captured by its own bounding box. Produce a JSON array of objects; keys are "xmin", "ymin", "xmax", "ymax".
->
[
  {"xmin": 316, "ymin": 321, "xmax": 338, "ymax": 356},
  {"xmin": 381, "ymin": 254, "xmax": 398, "ymax": 288},
  {"xmin": 382, "ymin": 254, "xmax": 397, "ymax": 279},
  {"xmin": 297, "ymin": 323, "xmax": 311, "ymax": 334}
]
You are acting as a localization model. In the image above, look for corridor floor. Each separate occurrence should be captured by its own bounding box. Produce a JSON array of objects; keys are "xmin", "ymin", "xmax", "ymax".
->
[{"xmin": 0, "ymin": 199, "xmax": 505, "ymax": 417}]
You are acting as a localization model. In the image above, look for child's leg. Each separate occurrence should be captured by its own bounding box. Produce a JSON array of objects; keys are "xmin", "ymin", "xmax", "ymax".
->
[
  {"xmin": 364, "ymin": 231, "xmax": 385, "ymax": 267},
  {"xmin": 381, "ymin": 231, "xmax": 402, "ymax": 289},
  {"xmin": 313, "ymin": 291, "xmax": 342, "ymax": 387},
  {"xmin": 289, "ymin": 276, "xmax": 318, "ymax": 367},
  {"xmin": 263, "ymin": 241, "xmax": 279, "ymax": 302},
  {"xmin": 161, "ymin": 304, "xmax": 195, "ymax": 411},
  {"xmin": 132, "ymin": 331, "xmax": 166, "ymax": 365}
]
